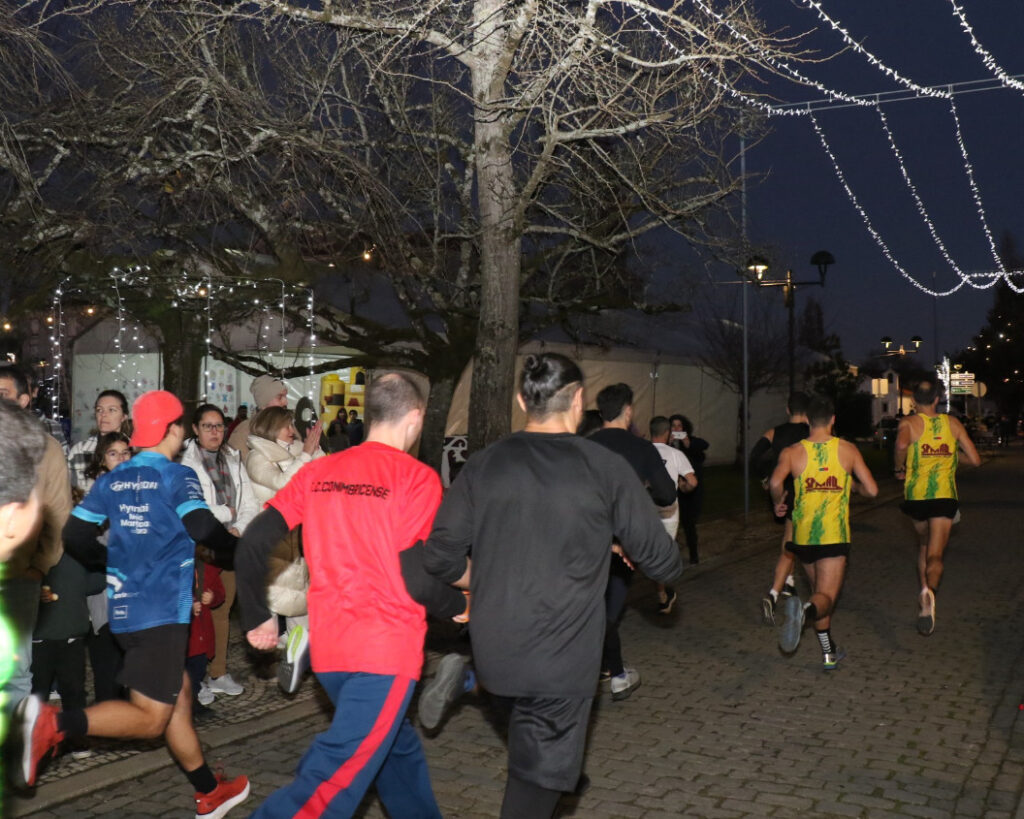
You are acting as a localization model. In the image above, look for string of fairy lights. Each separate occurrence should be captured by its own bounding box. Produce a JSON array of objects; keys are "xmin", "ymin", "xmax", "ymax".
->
[
  {"xmin": 46, "ymin": 267, "xmax": 320, "ymax": 416},
  {"xmin": 626, "ymin": 0, "xmax": 1024, "ymax": 298}
]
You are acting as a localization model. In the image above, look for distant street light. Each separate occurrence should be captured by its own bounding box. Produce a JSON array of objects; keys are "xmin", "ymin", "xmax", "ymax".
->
[{"xmin": 878, "ymin": 335, "xmax": 922, "ymax": 416}]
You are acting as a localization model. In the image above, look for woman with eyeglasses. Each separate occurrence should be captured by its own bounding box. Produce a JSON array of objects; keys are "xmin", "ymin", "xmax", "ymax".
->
[
  {"xmin": 180, "ymin": 403, "xmax": 260, "ymax": 703},
  {"xmin": 67, "ymin": 390, "xmax": 133, "ymax": 493}
]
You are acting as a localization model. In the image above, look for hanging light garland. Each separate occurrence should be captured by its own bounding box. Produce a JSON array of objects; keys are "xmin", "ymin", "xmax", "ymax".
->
[
  {"xmin": 873, "ymin": 104, "xmax": 987, "ymax": 290},
  {"xmin": 808, "ymin": 111, "xmax": 967, "ymax": 297},
  {"xmin": 307, "ymin": 287, "xmax": 316, "ymax": 401},
  {"xmin": 796, "ymin": 0, "xmax": 951, "ymax": 101},
  {"xmin": 948, "ymin": 95, "xmax": 1005, "ymax": 274},
  {"xmin": 946, "ymin": 1, "xmax": 1024, "ymax": 95},
  {"xmin": 48, "ymin": 277, "xmax": 69, "ymax": 422}
]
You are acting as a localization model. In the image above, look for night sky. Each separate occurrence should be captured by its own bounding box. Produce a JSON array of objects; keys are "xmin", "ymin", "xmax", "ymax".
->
[{"xmin": 734, "ymin": 1, "xmax": 1024, "ymax": 367}]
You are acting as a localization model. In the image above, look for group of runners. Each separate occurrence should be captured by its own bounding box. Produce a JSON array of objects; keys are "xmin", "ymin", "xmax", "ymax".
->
[
  {"xmin": 4, "ymin": 360, "xmax": 980, "ymax": 818},
  {"xmin": 755, "ymin": 382, "xmax": 980, "ymax": 670}
]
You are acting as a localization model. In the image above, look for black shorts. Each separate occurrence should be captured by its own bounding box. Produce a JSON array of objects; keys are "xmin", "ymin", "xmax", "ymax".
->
[
  {"xmin": 114, "ymin": 624, "xmax": 188, "ymax": 705},
  {"xmin": 492, "ymin": 695, "xmax": 593, "ymax": 792},
  {"xmin": 785, "ymin": 542, "xmax": 850, "ymax": 563},
  {"xmin": 901, "ymin": 499, "xmax": 958, "ymax": 521}
]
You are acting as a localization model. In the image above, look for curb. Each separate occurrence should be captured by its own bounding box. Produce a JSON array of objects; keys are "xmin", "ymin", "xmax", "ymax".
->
[{"xmin": 10, "ymin": 699, "xmax": 325, "ymax": 817}]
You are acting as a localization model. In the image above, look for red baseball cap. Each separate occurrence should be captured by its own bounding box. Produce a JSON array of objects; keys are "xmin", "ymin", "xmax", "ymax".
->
[{"xmin": 129, "ymin": 390, "xmax": 184, "ymax": 448}]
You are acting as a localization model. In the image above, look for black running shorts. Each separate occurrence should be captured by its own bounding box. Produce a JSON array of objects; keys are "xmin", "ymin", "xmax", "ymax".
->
[
  {"xmin": 900, "ymin": 498, "xmax": 958, "ymax": 521},
  {"xmin": 492, "ymin": 695, "xmax": 593, "ymax": 792},
  {"xmin": 114, "ymin": 624, "xmax": 189, "ymax": 705},
  {"xmin": 785, "ymin": 542, "xmax": 850, "ymax": 563}
]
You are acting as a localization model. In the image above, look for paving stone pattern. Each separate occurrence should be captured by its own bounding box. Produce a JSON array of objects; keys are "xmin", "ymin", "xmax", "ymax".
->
[{"xmin": 12, "ymin": 451, "xmax": 1024, "ymax": 817}]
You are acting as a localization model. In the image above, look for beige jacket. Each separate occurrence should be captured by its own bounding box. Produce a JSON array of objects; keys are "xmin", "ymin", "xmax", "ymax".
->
[{"xmin": 7, "ymin": 435, "xmax": 70, "ymax": 578}]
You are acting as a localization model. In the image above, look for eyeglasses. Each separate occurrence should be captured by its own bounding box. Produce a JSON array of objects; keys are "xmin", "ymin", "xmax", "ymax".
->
[{"xmin": 199, "ymin": 423, "xmax": 225, "ymax": 432}]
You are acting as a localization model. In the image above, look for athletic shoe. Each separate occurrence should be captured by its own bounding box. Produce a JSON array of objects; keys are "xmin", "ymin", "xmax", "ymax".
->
[
  {"xmin": 761, "ymin": 595, "xmax": 776, "ymax": 626},
  {"xmin": 277, "ymin": 625, "xmax": 310, "ymax": 695},
  {"xmin": 197, "ymin": 681, "xmax": 215, "ymax": 706},
  {"xmin": 207, "ymin": 674, "xmax": 244, "ymax": 697},
  {"xmin": 195, "ymin": 773, "xmax": 250, "ymax": 819},
  {"xmin": 917, "ymin": 588, "xmax": 936, "ymax": 636},
  {"xmin": 610, "ymin": 668, "xmax": 641, "ymax": 701},
  {"xmin": 657, "ymin": 587, "xmax": 678, "ymax": 615},
  {"xmin": 822, "ymin": 647, "xmax": 847, "ymax": 671},
  {"xmin": 419, "ymin": 653, "xmax": 469, "ymax": 732},
  {"xmin": 781, "ymin": 579, "xmax": 797, "ymax": 598},
  {"xmin": 10, "ymin": 695, "xmax": 64, "ymax": 789},
  {"xmin": 778, "ymin": 595, "xmax": 805, "ymax": 653}
]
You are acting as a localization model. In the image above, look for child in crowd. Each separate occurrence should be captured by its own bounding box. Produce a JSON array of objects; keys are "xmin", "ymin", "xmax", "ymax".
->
[
  {"xmin": 82, "ymin": 432, "xmax": 132, "ymax": 702},
  {"xmin": 187, "ymin": 563, "xmax": 225, "ymax": 717},
  {"xmin": 30, "ymin": 553, "xmax": 106, "ymax": 759}
]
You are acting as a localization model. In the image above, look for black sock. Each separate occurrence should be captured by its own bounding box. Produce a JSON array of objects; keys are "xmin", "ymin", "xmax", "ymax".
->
[
  {"xmin": 804, "ymin": 602, "xmax": 818, "ymax": 621},
  {"xmin": 815, "ymin": 628, "xmax": 834, "ymax": 654},
  {"xmin": 186, "ymin": 763, "xmax": 218, "ymax": 794},
  {"xmin": 57, "ymin": 709, "xmax": 88, "ymax": 739}
]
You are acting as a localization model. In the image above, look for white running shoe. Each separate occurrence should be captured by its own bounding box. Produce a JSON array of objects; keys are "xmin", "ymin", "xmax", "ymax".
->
[
  {"xmin": 610, "ymin": 668, "xmax": 641, "ymax": 701},
  {"xmin": 207, "ymin": 674, "xmax": 244, "ymax": 696}
]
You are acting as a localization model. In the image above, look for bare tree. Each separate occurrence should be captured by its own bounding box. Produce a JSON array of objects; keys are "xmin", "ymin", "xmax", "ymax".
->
[
  {"xmin": 32, "ymin": 0, "xmax": 812, "ymax": 451},
  {"xmin": 694, "ymin": 290, "xmax": 789, "ymax": 463}
]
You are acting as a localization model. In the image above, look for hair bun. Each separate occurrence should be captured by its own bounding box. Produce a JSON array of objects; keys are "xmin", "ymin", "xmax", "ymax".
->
[{"xmin": 523, "ymin": 354, "xmax": 545, "ymax": 376}]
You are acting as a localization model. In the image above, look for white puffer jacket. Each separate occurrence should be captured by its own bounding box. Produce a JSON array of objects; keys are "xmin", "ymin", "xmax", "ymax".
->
[
  {"xmin": 180, "ymin": 439, "xmax": 260, "ymax": 534},
  {"xmin": 245, "ymin": 436, "xmax": 320, "ymax": 504}
]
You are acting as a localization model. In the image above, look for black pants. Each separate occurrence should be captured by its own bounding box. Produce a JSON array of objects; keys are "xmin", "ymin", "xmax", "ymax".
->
[
  {"xmin": 87, "ymin": 624, "xmax": 125, "ymax": 702},
  {"xmin": 31, "ymin": 637, "xmax": 87, "ymax": 712},
  {"xmin": 601, "ymin": 560, "xmax": 632, "ymax": 677},
  {"xmin": 185, "ymin": 653, "xmax": 208, "ymax": 702},
  {"xmin": 679, "ymin": 486, "xmax": 702, "ymax": 564}
]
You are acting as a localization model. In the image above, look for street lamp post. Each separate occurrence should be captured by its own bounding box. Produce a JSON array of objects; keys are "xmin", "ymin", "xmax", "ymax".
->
[
  {"xmin": 757, "ymin": 251, "xmax": 835, "ymax": 396},
  {"xmin": 740, "ymin": 256, "xmax": 768, "ymax": 521}
]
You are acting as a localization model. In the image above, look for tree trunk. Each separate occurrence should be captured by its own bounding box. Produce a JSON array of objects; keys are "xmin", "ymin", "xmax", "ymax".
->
[
  {"xmin": 467, "ymin": 2, "xmax": 521, "ymax": 454},
  {"xmin": 419, "ymin": 369, "xmax": 459, "ymax": 474},
  {"xmin": 154, "ymin": 311, "xmax": 205, "ymax": 420}
]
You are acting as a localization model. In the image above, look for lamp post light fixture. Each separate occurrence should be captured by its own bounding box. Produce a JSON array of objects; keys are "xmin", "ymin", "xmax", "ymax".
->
[
  {"xmin": 878, "ymin": 335, "xmax": 923, "ymax": 416},
  {"xmin": 756, "ymin": 251, "xmax": 835, "ymax": 396}
]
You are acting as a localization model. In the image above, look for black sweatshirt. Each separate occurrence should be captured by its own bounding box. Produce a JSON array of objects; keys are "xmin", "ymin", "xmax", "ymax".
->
[
  {"xmin": 424, "ymin": 431, "xmax": 682, "ymax": 698},
  {"xmin": 588, "ymin": 427, "xmax": 677, "ymax": 507}
]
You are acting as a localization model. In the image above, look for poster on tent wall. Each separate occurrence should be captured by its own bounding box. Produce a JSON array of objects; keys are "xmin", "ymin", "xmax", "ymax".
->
[
  {"xmin": 204, "ymin": 362, "xmax": 239, "ymax": 416},
  {"xmin": 70, "ymin": 353, "xmax": 161, "ymax": 444}
]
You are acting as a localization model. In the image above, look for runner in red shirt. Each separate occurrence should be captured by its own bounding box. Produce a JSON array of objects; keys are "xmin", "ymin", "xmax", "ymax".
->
[{"xmin": 237, "ymin": 372, "xmax": 465, "ymax": 818}]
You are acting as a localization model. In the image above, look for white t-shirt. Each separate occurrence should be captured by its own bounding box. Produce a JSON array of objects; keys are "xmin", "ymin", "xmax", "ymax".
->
[{"xmin": 653, "ymin": 442, "xmax": 695, "ymax": 526}]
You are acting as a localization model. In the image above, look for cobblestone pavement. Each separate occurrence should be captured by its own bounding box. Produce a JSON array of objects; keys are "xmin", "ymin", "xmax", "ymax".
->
[{"xmin": 11, "ymin": 450, "xmax": 1024, "ymax": 818}]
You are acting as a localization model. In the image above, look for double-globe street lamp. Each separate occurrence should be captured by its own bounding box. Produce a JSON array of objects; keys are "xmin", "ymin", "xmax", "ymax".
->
[
  {"xmin": 878, "ymin": 334, "xmax": 923, "ymax": 417},
  {"xmin": 752, "ymin": 250, "xmax": 836, "ymax": 397}
]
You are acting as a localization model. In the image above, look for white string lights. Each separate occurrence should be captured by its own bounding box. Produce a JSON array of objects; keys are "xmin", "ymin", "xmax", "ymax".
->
[
  {"xmin": 796, "ymin": 0, "xmax": 951, "ymax": 101},
  {"xmin": 948, "ymin": 95, "xmax": 1005, "ymax": 274},
  {"xmin": 946, "ymin": 1, "xmax": 1024, "ymax": 95},
  {"xmin": 808, "ymin": 111, "xmax": 967, "ymax": 298},
  {"xmin": 48, "ymin": 277, "xmax": 69, "ymax": 421},
  {"xmin": 307, "ymin": 288, "xmax": 316, "ymax": 400}
]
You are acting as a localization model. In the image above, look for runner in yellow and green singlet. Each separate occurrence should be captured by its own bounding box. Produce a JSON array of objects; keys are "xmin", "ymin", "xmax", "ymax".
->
[
  {"xmin": 894, "ymin": 380, "xmax": 980, "ymax": 636},
  {"xmin": 769, "ymin": 396, "xmax": 878, "ymax": 671}
]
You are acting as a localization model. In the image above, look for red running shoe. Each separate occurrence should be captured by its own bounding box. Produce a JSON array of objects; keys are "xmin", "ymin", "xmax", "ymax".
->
[
  {"xmin": 10, "ymin": 694, "xmax": 64, "ymax": 789},
  {"xmin": 195, "ymin": 773, "xmax": 251, "ymax": 819}
]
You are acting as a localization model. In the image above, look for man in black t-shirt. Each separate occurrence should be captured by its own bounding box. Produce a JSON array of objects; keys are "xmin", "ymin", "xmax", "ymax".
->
[
  {"xmin": 589, "ymin": 383, "xmax": 676, "ymax": 701},
  {"xmin": 425, "ymin": 355, "xmax": 680, "ymax": 819},
  {"xmin": 749, "ymin": 392, "xmax": 810, "ymax": 624}
]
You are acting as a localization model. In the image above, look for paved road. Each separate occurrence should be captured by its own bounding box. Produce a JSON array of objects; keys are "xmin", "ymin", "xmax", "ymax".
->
[{"xmin": 13, "ymin": 450, "xmax": 1024, "ymax": 817}]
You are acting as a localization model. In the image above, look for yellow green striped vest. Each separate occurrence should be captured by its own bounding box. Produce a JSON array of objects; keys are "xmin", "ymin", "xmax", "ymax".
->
[
  {"xmin": 792, "ymin": 438, "xmax": 851, "ymax": 546},
  {"xmin": 905, "ymin": 414, "xmax": 958, "ymax": 500}
]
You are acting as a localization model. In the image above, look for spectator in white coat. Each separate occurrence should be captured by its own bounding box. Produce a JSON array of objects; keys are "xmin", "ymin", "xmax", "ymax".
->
[
  {"xmin": 246, "ymin": 406, "xmax": 323, "ymax": 692},
  {"xmin": 181, "ymin": 404, "xmax": 259, "ymax": 703}
]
